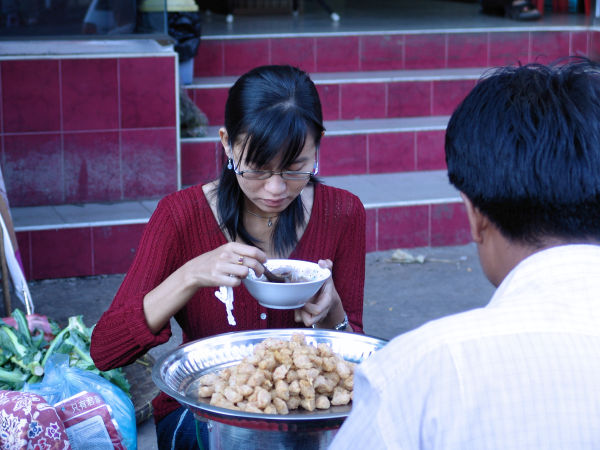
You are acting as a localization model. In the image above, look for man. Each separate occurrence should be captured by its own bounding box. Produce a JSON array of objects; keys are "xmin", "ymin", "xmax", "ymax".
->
[{"xmin": 330, "ymin": 60, "xmax": 600, "ymax": 449}]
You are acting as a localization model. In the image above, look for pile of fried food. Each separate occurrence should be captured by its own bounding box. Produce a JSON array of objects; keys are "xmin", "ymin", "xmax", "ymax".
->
[{"xmin": 189, "ymin": 333, "xmax": 355, "ymax": 415}]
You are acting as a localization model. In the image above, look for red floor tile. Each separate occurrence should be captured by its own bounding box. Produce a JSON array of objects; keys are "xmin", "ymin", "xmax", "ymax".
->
[
  {"xmin": 530, "ymin": 31, "xmax": 570, "ymax": 64},
  {"xmin": 404, "ymin": 34, "xmax": 446, "ymax": 69},
  {"xmin": 360, "ymin": 34, "xmax": 404, "ymax": 71},
  {"xmin": 193, "ymin": 88, "xmax": 228, "ymax": 126},
  {"xmin": 31, "ymin": 228, "xmax": 92, "ymax": 279},
  {"xmin": 377, "ymin": 205, "xmax": 429, "ymax": 250},
  {"xmin": 570, "ymin": 31, "xmax": 589, "ymax": 56},
  {"xmin": 489, "ymin": 31, "xmax": 530, "ymax": 66},
  {"xmin": 181, "ymin": 141, "xmax": 221, "ymax": 186},
  {"xmin": 224, "ymin": 39, "xmax": 270, "ymax": 76},
  {"xmin": 61, "ymin": 59, "xmax": 119, "ymax": 131},
  {"xmin": 590, "ymin": 31, "xmax": 600, "ymax": 60},
  {"xmin": 388, "ymin": 81, "xmax": 432, "ymax": 118},
  {"xmin": 63, "ymin": 131, "xmax": 121, "ymax": 203},
  {"xmin": 432, "ymin": 79, "xmax": 476, "ymax": 116},
  {"xmin": 316, "ymin": 84, "xmax": 340, "ymax": 121},
  {"xmin": 93, "ymin": 224, "xmax": 145, "ymax": 275},
  {"xmin": 430, "ymin": 202, "xmax": 471, "ymax": 246},
  {"xmin": 316, "ymin": 36, "xmax": 360, "ymax": 72},
  {"xmin": 365, "ymin": 209, "xmax": 377, "ymax": 253},
  {"xmin": 15, "ymin": 232, "xmax": 31, "ymax": 280},
  {"xmin": 368, "ymin": 132, "xmax": 415, "ymax": 173},
  {"xmin": 341, "ymin": 83, "xmax": 387, "ymax": 120},
  {"xmin": 121, "ymin": 128, "xmax": 177, "ymax": 199},
  {"xmin": 120, "ymin": 57, "xmax": 176, "ymax": 129},
  {"xmin": 447, "ymin": 33, "xmax": 488, "ymax": 68},
  {"xmin": 1, "ymin": 60, "xmax": 60, "ymax": 133},
  {"xmin": 416, "ymin": 130, "xmax": 446, "ymax": 171},
  {"xmin": 3, "ymin": 133, "xmax": 63, "ymax": 206},
  {"xmin": 195, "ymin": 40, "xmax": 224, "ymax": 77},
  {"xmin": 271, "ymin": 37, "xmax": 317, "ymax": 73},
  {"xmin": 319, "ymin": 134, "xmax": 367, "ymax": 176}
]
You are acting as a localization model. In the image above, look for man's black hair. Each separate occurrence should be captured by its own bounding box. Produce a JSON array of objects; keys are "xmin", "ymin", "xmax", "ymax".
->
[{"xmin": 445, "ymin": 58, "xmax": 600, "ymax": 245}]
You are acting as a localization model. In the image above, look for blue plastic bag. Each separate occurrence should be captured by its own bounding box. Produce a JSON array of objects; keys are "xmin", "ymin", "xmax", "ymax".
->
[{"xmin": 24, "ymin": 354, "xmax": 137, "ymax": 450}]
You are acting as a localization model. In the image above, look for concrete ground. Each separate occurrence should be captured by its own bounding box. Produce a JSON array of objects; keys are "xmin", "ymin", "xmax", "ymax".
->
[{"xmin": 24, "ymin": 243, "xmax": 496, "ymax": 448}]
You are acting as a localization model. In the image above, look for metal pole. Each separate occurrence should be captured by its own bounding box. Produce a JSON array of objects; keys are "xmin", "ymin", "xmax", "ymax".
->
[{"xmin": 0, "ymin": 228, "xmax": 11, "ymax": 316}]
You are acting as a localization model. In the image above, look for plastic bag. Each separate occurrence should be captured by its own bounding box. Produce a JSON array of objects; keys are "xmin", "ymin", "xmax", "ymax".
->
[
  {"xmin": 168, "ymin": 12, "xmax": 202, "ymax": 63},
  {"xmin": 23, "ymin": 354, "xmax": 137, "ymax": 450}
]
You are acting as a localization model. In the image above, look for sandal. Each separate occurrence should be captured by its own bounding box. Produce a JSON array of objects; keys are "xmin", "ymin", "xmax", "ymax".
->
[{"xmin": 506, "ymin": 1, "xmax": 542, "ymax": 20}]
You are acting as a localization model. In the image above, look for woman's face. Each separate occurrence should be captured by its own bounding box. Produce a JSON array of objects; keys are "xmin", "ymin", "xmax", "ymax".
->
[{"xmin": 221, "ymin": 129, "xmax": 318, "ymax": 215}]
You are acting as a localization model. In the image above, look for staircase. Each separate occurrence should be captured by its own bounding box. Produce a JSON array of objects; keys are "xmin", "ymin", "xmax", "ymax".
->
[
  {"xmin": 7, "ymin": 22, "xmax": 600, "ymax": 280},
  {"xmin": 183, "ymin": 26, "xmax": 599, "ymax": 253}
]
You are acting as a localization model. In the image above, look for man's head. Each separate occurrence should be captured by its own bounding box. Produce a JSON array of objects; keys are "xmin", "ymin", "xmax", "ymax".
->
[{"xmin": 446, "ymin": 59, "xmax": 600, "ymax": 283}]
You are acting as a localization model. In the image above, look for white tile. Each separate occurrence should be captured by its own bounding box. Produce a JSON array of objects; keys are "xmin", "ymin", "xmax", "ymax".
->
[
  {"xmin": 13, "ymin": 206, "xmax": 65, "ymax": 230},
  {"xmin": 53, "ymin": 202, "xmax": 151, "ymax": 226},
  {"xmin": 323, "ymin": 170, "xmax": 461, "ymax": 208}
]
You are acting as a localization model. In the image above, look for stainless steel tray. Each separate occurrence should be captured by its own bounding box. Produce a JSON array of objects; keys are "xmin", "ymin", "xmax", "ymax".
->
[{"xmin": 152, "ymin": 329, "xmax": 387, "ymax": 430}]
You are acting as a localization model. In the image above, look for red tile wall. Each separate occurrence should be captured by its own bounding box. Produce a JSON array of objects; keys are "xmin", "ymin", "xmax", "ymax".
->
[
  {"xmin": 181, "ymin": 140, "xmax": 222, "ymax": 186},
  {"xmin": 320, "ymin": 129, "xmax": 445, "ymax": 176},
  {"xmin": 183, "ymin": 128, "xmax": 446, "ymax": 180},
  {"xmin": 16, "ymin": 223, "xmax": 145, "ymax": 280},
  {"xmin": 0, "ymin": 55, "xmax": 178, "ymax": 207},
  {"xmin": 366, "ymin": 201, "xmax": 471, "ymax": 253},
  {"xmin": 368, "ymin": 132, "xmax": 416, "ymax": 174},
  {"xmin": 92, "ymin": 224, "xmax": 146, "ymax": 275},
  {"xmin": 193, "ymin": 78, "xmax": 474, "ymax": 124},
  {"xmin": 195, "ymin": 30, "xmax": 591, "ymax": 77},
  {"xmin": 15, "ymin": 202, "xmax": 469, "ymax": 279}
]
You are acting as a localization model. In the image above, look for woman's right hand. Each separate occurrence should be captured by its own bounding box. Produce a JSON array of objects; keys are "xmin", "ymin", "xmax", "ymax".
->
[
  {"xmin": 183, "ymin": 242, "xmax": 267, "ymax": 289},
  {"xmin": 143, "ymin": 242, "xmax": 266, "ymax": 333}
]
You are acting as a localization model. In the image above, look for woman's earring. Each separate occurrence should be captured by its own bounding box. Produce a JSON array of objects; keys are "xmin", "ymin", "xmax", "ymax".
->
[{"xmin": 227, "ymin": 158, "xmax": 233, "ymax": 170}]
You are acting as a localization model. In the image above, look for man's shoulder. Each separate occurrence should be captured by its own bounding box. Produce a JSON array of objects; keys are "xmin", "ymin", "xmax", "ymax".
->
[{"xmin": 361, "ymin": 307, "xmax": 496, "ymax": 380}]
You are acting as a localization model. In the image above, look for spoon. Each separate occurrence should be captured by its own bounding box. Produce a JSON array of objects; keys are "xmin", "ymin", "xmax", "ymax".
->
[{"xmin": 262, "ymin": 264, "xmax": 291, "ymax": 283}]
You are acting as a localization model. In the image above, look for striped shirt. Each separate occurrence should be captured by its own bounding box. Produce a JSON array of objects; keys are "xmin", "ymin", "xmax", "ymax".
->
[{"xmin": 331, "ymin": 244, "xmax": 600, "ymax": 450}]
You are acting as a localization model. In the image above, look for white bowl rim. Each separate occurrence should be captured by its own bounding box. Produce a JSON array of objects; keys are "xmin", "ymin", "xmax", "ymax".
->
[{"xmin": 246, "ymin": 259, "xmax": 331, "ymax": 285}]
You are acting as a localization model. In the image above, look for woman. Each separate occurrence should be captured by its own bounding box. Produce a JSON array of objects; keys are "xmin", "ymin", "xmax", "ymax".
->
[{"xmin": 90, "ymin": 65, "xmax": 366, "ymax": 448}]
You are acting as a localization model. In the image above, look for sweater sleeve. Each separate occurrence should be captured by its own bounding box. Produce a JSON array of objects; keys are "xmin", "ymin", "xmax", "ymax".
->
[
  {"xmin": 332, "ymin": 192, "xmax": 366, "ymax": 333},
  {"xmin": 90, "ymin": 197, "xmax": 181, "ymax": 371}
]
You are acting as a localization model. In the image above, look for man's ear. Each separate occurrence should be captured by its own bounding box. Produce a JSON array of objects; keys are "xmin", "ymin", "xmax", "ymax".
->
[
  {"xmin": 461, "ymin": 193, "xmax": 489, "ymax": 244},
  {"xmin": 219, "ymin": 128, "xmax": 231, "ymax": 157}
]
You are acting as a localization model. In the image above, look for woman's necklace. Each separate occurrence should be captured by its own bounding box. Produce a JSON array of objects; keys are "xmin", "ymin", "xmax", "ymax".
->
[{"xmin": 246, "ymin": 209, "xmax": 279, "ymax": 227}]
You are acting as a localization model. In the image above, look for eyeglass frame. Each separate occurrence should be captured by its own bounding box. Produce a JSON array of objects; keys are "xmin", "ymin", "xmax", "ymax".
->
[{"xmin": 230, "ymin": 148, "xmax": 319, "ymax": 181}]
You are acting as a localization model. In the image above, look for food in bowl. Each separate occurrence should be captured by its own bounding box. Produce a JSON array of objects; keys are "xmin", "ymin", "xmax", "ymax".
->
[
  {"xmin": 266, "ymin": 266, "xmax": 312, "ymax": 283},
  {"xmin": 242, "ymin": 259, "xmax": 331, "ymax": 309},
  {"xmin": 187, "ymin": 333, "xmax": 354, "ymax": 415}
]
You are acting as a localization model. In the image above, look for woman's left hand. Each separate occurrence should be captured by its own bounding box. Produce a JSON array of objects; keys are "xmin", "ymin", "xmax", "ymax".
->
[{"xmin": 294, "ymin": 259, "xmax": 346, "ymax": 328}]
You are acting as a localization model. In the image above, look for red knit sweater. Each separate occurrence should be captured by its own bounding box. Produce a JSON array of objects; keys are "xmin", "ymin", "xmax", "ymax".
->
[{"xmin": 90, "ymin": 182, "xmax": 365, "ymax": 423}]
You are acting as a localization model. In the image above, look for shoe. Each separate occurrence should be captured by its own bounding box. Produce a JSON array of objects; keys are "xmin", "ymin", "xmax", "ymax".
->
[{"xmin": 506, "ymin": 1, "xmax": 541, "ymax": 20}]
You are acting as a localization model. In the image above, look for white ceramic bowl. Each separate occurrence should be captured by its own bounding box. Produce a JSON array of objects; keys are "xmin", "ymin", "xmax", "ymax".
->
[{"xmin": 242, "ymin": 259, "xmax": 331, "ymax": 309}]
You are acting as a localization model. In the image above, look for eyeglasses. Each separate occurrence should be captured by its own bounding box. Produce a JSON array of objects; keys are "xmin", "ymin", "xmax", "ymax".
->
[{"xmin": 231, "ymin": 151, "xmax": 319, "ymax": 181}]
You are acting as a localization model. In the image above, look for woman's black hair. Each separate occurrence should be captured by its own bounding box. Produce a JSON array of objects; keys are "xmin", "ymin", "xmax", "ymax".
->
[
  {"xmin": 216, "ymin": 65, "xmax": 325, "ymax": 255},
  {"xmin": 445, "ymin": 58, "xmax": 600, "ymax": 244}
]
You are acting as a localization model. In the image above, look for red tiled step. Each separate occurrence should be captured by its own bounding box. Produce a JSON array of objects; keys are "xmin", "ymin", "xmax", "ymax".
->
[
  {"xmin": 195, "ymin": 28, "xmax": 595, "ymax": 77},
  {"xmin": 322, "ymin": 171, "xmax": 469, "ymax": 252},
  {"xmin": 0, "ymin": 48, "xmax": 179, "ymax": 209},
  {"xmin": 187, "ymin": 68, "xmax": 482, "ymax": 124},
  {"xmin": 181, "ymin": 116, "xmax": 449, "ymax": 186},
  {"xmin": 12, "ymin": 171, "xmax": 467, "ymax": 280}
]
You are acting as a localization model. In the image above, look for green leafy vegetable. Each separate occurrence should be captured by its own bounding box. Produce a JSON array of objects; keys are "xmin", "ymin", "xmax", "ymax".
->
[{"xmin": 0, "ymin": 309, "xmax": 130, "ymax": 395}]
